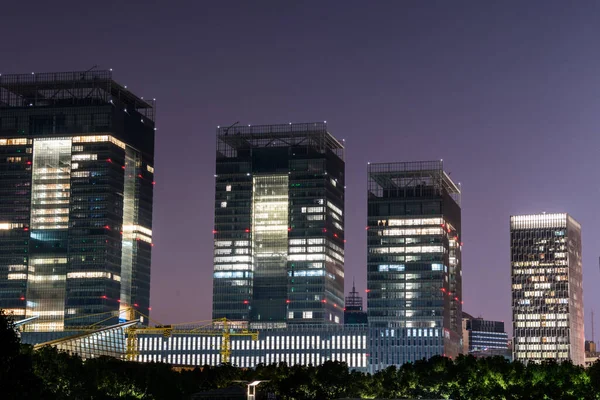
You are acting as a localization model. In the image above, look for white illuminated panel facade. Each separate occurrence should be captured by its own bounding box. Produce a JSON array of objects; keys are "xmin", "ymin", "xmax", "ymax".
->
[
  {"xmin": 134, "ymin": 325, "xmax": 368, "ymax": 371},
  {"xmin": 251, "ymin": 175, "xmax": 289, "ymax": 324},
  {"xmin": 30, "ymin": 138, "xmax": 72, "ymax": 229},
  {"xmin": 511, "ymin": 213, "xmax": 584, "ymax": 365}
]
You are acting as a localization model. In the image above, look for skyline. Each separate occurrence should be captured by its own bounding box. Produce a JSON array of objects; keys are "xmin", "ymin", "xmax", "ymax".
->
[{"xmin": 4, "ymin": 0, "xmax": 600, "ymax": 339}]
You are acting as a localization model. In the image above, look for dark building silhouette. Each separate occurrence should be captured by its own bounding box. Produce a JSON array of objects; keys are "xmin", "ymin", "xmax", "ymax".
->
[{"xmin": 344, "ymin": 280, "xmax": 367, "ymax": 325}]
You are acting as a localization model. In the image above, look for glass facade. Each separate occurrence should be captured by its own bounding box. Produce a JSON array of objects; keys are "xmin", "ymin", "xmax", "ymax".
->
[
  {"xmin": 28, "ymin": 320, "xmax": 138, "ymax": 360},
  {"xmin": 251, "ymin": 175, "xmax": 289, "ymax": 322},
  {"xmin": 0, "ymin": 71, "xmax": 155, "ymax": 331},
  {"xmin": 213, "ymin": 123, "xmax": 345, "ymax": 327},
  {"xmin": 511, "ymin": 213, "xmax": 584, "ymax": 365},
  {"xmin": 366, "ymin": 161, "xmax": 462, "ymax": 369}
]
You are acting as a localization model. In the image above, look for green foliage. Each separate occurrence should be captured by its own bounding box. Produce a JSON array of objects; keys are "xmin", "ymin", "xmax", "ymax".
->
[
  {"xmin": 0, "ymin": 310, "xmax": 44, "ymax": 398},
  {"xmin": 2, "ymin": 309, "xmax": 600, "ymax": 399}
]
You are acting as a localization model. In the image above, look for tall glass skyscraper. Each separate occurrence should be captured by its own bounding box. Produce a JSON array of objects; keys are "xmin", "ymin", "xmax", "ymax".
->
[
  {"xmin": 366, "ymin": 161, "xmax": 462, "ymax": 369},
  {"xmin": 0, "ymin": 71, "xmax": 155, "ymax": 331},
  {"xmin": 213, "ymin": 122, "xmax": 345, "ymax": 328},
  {"xmin": 511, "ymin": 213, "xmax": 584, "ymax": 365}
]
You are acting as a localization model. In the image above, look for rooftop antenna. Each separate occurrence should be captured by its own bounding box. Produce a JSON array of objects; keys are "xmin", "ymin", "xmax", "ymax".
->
[
  {"xmin": 593, "ymin": 309, "xmax": 595, "ymax": 344},
  {"xmin": 223, "ymin": 121, "xmax": 239, "ymax": 136}
]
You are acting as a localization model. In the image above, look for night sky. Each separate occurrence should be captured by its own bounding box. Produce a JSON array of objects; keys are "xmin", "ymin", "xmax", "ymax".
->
[{"xmin": 4, "ymin": 1, "xmax": 600, "ymax": 338}]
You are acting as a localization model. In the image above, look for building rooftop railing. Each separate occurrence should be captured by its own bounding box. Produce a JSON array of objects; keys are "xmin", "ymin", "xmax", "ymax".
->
[
  {"xmin": 0, "ymin": 70, "xmax": 155, "ymax": 121},
  {"xmin": 216, "ymin": 122, "xmax": 344, "ymax": 160},
  {"xmin": 368, "ymin": 160, "xmax": 460, "ymax": 205}
]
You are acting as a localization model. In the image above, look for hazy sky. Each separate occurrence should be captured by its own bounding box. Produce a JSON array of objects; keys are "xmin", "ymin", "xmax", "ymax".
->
[{"xmin": 4, "ymin": 0, "xmax": 600, "ymax": 338}]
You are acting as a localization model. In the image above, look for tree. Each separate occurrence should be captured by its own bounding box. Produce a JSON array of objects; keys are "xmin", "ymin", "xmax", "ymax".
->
[{"xmin": 0, "ymin": 310, "xmax": 44, "ymax": 398}]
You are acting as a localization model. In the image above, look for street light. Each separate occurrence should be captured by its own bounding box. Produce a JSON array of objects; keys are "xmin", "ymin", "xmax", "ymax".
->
[{"xmin": 247, "ymin": 380, "xmax": 269, "ymax": 400}]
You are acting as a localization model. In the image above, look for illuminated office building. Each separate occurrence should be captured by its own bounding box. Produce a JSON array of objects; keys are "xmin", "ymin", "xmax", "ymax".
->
[
  {"xmin": 511, "ymin": 213, "xmax": 584, "ymax": 365},
  {"xmin": 366, "ymin": 161, "xmax": 462, "ymax": 370},
  {"xmin": 213, "ymin": 122, "xmax": 345, "ymax": 328},
  {"xmin": 0, "ymin": 70, "xmax": 155, "ymax": 331}
]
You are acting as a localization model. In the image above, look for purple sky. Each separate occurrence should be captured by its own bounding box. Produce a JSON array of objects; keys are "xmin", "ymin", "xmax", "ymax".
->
[{"xmin": 4, "ymin": 1, "xmax": 600, "ymax": 338}]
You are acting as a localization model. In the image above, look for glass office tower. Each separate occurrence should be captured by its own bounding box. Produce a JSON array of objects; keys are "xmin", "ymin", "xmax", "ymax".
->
[
  {"xmin": 0, "ymin": 71, "xmax": 155, "ymax": 331},
  {"xmin": 367, "ymin": 161, "xmax": 462, "ymax": 369},
  {"xmin": 511, "ymin": 213, "xmax": 584, "ymax": 365},
  {"xmin": 213, "ymin": 122, "xmax": 345, "ymax": 328}
]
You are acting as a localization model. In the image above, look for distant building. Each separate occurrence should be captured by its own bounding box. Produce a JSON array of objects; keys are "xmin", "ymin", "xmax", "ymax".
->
[
  {"xmin": 462, "ymin": 312, "xmax": 509, "ymax": 358},
  {"xmin": 585, "ymin": 340, "xmax": 596, "ymax": 353},
  {"xmin": 511, "ymin": 213, "xmax": 585, "ymax": 365},
  {"xmin": 367, "ymin": 161, "xmax": 462, "ymax": 371},
  {"xmin": 344, "ymin": 280, "xmax": 367, "ymax": 325},
  {"xmin": 212, "ymin": 123, "xmax": 345, "ymax": 328},
  {"xmin": 585, "ymin": 340, "xmax": 599, "ymax": 368}
]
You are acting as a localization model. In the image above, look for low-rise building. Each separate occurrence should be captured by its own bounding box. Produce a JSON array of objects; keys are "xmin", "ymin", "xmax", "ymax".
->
[
  {"xmin": 462, "ymin": 312, "xmax": 509, "ymax": 358},
  {"xmin": 135, "ymin": 324, "xmax": 369, "ymax": 371}
]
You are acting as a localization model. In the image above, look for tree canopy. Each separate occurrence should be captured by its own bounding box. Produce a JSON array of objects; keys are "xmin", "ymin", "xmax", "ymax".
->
[{"xmin": 1, "ymin": 311, "xmax": 599, "ymax": 399}]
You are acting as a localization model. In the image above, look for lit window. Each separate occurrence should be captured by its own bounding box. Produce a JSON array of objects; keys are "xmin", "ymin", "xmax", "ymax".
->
[
  {"xmin": 0, "ymin": 138, "xmax": 30, "ymax": 145},
  {"xmin": 72, "ymin": 135, "xmax": 126, "ymax": 149},
  {"xmin": 327, "ymin": 202, "xmax": 343, "ymax": 216},
  {"xmin": 0, "ymin": 222, "xmax": 24, "ymax": 230},
  {"xmin": 302, "ymin": 311, "xmax": 313, "ymax": 319},
  {"xmin": 67, "ymin": 271, "xmax": 112, "ymax": 279},
  {"xmin": 226, "ymin": 185, "xmax": 231, "ymax": 192},
  {"xmin": 72, "ymin": 154, "xmax": 97, "ymax": 161},
  {"xmin": 221, "ymin": 201, "xmax": 227, "ymax": 208},
  {"xmin": 7, "ymin": 273, "xmax": 27, "ymax": 280}
]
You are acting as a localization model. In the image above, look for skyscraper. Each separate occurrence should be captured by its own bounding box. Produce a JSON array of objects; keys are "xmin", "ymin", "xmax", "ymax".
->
[
  {"xmin": 367, "ymin": 160, "xmax": 462, "ymax": 368},
  {"xmin": 0, "ymin": 70, "xmax": 155, "ymax": 331},
  {"xmin": 511, "ymin": 213, "xmax": 584, "ymax": 365},
  {"xmin": 213, "ymin": 122, "xmax": 345, "ymax": 328}
]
